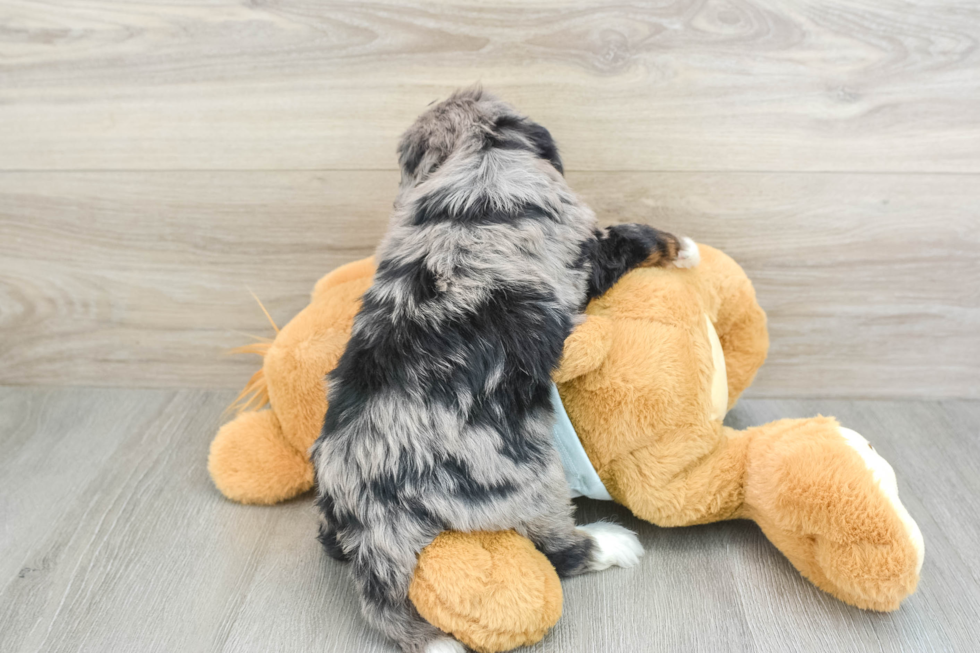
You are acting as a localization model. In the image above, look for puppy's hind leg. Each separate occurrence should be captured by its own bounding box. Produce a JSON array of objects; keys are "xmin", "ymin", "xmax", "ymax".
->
[
  {"xmin": 577, "ymin": 522, "xmax": 645, "ymax": 571},
  {"xmin": 520, "ymin": 512, "xmax": 644, "ymax": 577}
]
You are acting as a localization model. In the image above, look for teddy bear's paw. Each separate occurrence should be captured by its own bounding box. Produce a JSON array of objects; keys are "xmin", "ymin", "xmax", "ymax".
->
[
  {"xmin": 674, "ymin": 237, "xmax": 700, "ymax": 269},
  {"xmin": 208, "ymin": 410, "xmax": 314, "ymax": 505},
  {"xmin": 410, "ymin": 530, "xmax": 562, "ymax": 652},
  {"xmin": 424, "ymin": 637, "xmax": 466, "ymax": 653},
  {"xmin": 578, "ymin": 522, "xmax": 644, "ymax": 571}
]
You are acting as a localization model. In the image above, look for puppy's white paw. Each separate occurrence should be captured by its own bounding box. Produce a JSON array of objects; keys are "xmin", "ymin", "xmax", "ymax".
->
[
  {"xmin": 578, "ymin": 522, "xmax": 644, "ymax": 571},
  {"xmin": 674, "ymin": 237, "xmax": 700, "ymax": 269},
  {"xmin": 425, "ymin": 637, "xmax": 466, "ymax": 653}
]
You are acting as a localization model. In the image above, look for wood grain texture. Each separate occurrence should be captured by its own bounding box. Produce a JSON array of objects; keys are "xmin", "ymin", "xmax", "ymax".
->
[
  {"xmin": 1, "ymin": 387, "xmax": 978, "ymax": 652},
  {"xmin": 1, "ymin": 0, "xmax": 978, "ymax": 394},
  {"xmin": 1, "ymin": 170, "xmax": 976, "ymax": 396},
  {"xmin": 1, "ymin": 0, "xmax": 979, "ymax": 172}
]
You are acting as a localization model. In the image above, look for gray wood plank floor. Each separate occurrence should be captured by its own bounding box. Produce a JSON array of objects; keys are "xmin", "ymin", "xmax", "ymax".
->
[{"xmin": 1, "ymin": 387, "xmax": 977, "ymax": 652}]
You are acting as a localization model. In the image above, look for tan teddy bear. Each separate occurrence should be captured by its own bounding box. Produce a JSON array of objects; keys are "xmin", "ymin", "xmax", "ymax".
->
[{"xmin": 209, "ymin": 245, "xmax": 923, "ymax": 652}]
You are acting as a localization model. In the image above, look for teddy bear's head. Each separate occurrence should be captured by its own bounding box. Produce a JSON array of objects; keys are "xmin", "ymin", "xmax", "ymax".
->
[{"xmin": 551, "ymin": 244, "xmax": 767, "ymax": 509}]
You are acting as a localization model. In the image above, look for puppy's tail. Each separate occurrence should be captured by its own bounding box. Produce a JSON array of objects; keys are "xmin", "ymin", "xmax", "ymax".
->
[{"xmin": 224, "ymin": 290, "xmax": 280, "ymax": 416}]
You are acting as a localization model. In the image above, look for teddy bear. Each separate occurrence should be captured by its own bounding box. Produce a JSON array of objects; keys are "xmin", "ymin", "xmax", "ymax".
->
[{"xmin": 208, "ymin": 244, "xmax": 924, "ymax": 653}]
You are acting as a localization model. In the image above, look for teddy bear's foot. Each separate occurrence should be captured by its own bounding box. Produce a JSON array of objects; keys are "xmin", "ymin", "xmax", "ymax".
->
[
  {"xmin": 835, "ymin": 427, "xmax": 925, "ymax": 570},
  {"xmin": 811, "ymin": 427, "xmax": 924, "ymax": 610},
  {"xmin": 745, "ymin": 418, "xmax": 923, "ymax": 611},
  {"xmin": 409, "ymin": 530, "xmax": 562, "ymax": 653},
  {"xmin": 208, "ymin": 410, "xmax": 314, "ymax": 505}
]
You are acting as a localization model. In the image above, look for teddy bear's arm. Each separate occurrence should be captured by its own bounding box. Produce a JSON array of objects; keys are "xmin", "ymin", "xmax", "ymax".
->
[
  {"xmin": 552, "ymin": 315, "xmax": 613, "ymax": 384},
  {"xmin": 265, "ymin": 268, "xmax": 375, "ymax": 454}
]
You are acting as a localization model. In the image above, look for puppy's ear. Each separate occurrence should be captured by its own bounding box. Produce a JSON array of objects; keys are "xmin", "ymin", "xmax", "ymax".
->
[
  {"xmin": 525, "ymin": 122, "xmax": 563, "ymax": 175},
  {"xmin": 553, "ymin": 315, "xmax": 613, "ymax": 384},
  {"xmin": 397, "ymin": 129, "xmax": 426, "ymax": 178}
]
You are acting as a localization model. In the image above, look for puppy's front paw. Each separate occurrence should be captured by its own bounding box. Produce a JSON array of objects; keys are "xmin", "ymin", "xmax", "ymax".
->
[
  {"xmin": 674, "ymin": 237, "xmax": 700, "ymax": 268},
  {"xmin": 424, "ymin": 637, "xmax": 466, "ymax": 653},
  {"xmin": 579, "ymin": 522, "xmax": 644, "ymax": 571}
]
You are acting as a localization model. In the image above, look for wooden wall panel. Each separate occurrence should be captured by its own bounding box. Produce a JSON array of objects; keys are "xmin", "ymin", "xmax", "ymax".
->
[
  {"xmin": 1, "ymin": 171, "xmax": 976, "ymax": 397},
  {"xmin": 1, "ymin": 0, "xmax": 979, "ymax": 172},
  {"xmin": 1, "ymin": 0, "xmax": 977, "ymax": 395}
]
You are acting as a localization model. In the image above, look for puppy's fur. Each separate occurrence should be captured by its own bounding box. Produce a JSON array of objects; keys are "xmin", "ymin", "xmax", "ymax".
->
[{"xmin": 313, "ymin": 87, "xmax": 693, "ymax": 652}]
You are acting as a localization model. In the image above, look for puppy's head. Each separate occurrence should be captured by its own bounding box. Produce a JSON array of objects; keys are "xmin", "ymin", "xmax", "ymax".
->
[{"xmin": 397, "ymin": 86, "xmax": 564, "ymax": 187}]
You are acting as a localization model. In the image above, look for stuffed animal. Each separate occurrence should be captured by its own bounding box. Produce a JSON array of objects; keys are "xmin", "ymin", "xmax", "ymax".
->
[{"xmin": 209, "ymin": 245, "xmax": 923, "ymax": 653}]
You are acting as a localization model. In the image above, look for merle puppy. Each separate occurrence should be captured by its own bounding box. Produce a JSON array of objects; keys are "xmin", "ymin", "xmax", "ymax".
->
[{"xmin": 313, "ymin": 88, "xmax": 698, "ymax": 653}]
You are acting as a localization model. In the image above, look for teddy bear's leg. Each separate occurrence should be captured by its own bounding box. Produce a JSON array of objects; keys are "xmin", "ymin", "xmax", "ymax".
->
[
  {"xmin": 208, "ymin": 409, "xmax": 314, "ymax": 504},
  {"xmin": 605, "ymin": 421, "xmax": 754, "ymax": 528},
  {"xmin": 741, "ymin": 417, "xmax": 924, "ymax": 611},
  {"xmin": 409, "ymin": 530, "xmax": 563, "ymax": 653}
]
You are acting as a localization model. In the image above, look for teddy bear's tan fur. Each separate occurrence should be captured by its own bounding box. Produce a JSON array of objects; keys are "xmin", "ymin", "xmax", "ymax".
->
[{"xmin": 209, "ymin": 245, "xmax": 922, "ymax": 653}]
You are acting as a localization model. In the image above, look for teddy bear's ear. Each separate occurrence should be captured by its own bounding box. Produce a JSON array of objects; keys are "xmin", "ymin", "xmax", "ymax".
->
[
  {"xmin": 553, "ymin": 315, "xmax": 614, "ymax": 384},
  {"xmin": 312, "ymin": 257, "xmax": 376, "ymax": 299}
]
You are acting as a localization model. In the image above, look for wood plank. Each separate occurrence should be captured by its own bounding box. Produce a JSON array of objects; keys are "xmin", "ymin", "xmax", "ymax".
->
[
  {"xmin": 571, "ymin": 172, "xmax": 980, "ymax": 399},
  {"xmin": 1, "ymin": 0, "xmax": 979, "ymax": 172},
  {"xmin": 0, "ymin": 387, "xmax": 389, "ymax": 653},
  {"xmin": 0, "ymin": 170, "xmax": 392, "ymax": 389},
  {"xmin": 1, "ymin": 170, "xmax": 977, "ymax": 396},
  {"xmin": 0, "ymin": 388, "xmax": 173, "ymax": 587},
  {"xmin": 1, "ymin": 388, "xmax": 978, "ymax": 652}
]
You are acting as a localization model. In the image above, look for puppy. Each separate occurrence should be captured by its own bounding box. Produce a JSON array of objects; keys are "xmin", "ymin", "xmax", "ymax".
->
[{"xmin": 312, "ymin": 87, "xmax": 698, "ymax": 653}]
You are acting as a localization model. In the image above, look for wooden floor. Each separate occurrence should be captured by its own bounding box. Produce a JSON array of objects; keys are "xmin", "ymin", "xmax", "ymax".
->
[{"xmin": 1, "ymin": 387, "xmax": 978, "ymax": 653}]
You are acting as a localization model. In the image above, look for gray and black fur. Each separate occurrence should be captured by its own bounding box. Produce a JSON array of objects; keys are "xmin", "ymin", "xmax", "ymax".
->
[{"xmin": 312, "ymin": 87, "xmax": 687, "ymax": 652}]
